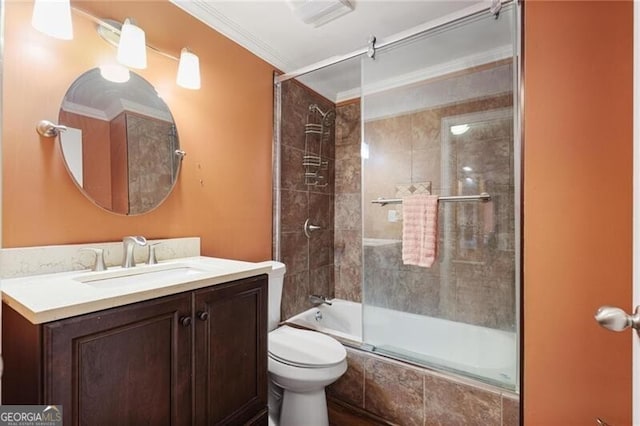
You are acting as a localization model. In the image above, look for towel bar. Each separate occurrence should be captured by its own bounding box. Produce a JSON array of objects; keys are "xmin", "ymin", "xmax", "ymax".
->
[{"xmin": 371, "ymin": 192, "xmax": 491, "ymax": 206}]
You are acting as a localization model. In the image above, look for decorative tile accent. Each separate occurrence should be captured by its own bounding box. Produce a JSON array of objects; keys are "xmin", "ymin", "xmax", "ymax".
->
[
  {"xmin": 395, "ymin": 181, "xmax": 432, "ymax": 198},
  {"xmin": 0, "ymin": 237, "xmax": 201, "ymax": 279}
]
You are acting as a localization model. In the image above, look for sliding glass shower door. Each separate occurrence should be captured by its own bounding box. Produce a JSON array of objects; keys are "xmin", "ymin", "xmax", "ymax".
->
[{"xmin": 360, "ymin": 3, "xmax": 520, "ymax": 389}]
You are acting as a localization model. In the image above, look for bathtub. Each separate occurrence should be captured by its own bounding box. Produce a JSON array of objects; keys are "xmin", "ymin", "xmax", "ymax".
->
[{"xmin": 287, "ymin": 299, "xmax": 517, "ymax": 388}]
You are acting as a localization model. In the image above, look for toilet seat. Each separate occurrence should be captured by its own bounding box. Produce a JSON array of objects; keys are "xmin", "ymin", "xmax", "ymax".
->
[{"xmin": 268, "ymin": 326, "xmax": 346, "ymax": 369}]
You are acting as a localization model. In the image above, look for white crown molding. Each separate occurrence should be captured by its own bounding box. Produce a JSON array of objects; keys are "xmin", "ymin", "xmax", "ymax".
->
[
  {"xmin": 335, "ymin": 45, "xmax": 513, "ymax": 103},
  {"xmin": 62, "ymin": 99, "xmax": 172, "ymax": 123},
  {"xmin": 116, "ymin": 99, "xmax": 174, "ymax": 123},
  {"xmin": 169, "ymin": 0, "xmax": 297, "ymax": 71},
  {"xmin": 61, "ymin": 100, "xmax": 109, "ymax": 121}
]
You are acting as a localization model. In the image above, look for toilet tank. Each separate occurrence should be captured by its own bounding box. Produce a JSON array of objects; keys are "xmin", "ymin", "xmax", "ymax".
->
[{"xmin": 255, "ymin": 261, "xmax": 286, "ymax": 331}]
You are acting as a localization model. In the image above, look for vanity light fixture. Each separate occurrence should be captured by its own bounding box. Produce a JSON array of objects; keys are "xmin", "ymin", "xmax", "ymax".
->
[
  {"xmin": 32, "ymin": 6, "xmax": 201, "ymax": 90},
  {"xmin": 117, "ymin": 18, "xmax": 147, "ymax": 70},
  {"xmin": 176, "ymin": 48, "xmax": 201, "ymax": 90},
  {"xmin": 95, "ymin": 17, "xmax": 201, "ymax": 89},
  {"xmin": 31, "ymin": 0, "xmax": 73, "ymax": 40}
]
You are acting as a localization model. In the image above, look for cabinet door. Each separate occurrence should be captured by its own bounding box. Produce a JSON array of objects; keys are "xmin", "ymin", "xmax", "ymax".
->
[
  {"xmin": 193, "ymin": 275, "xmax": 268, "ymax": 425},
  {"xmin": 43, "ymin": 293, "xmax": 192, "ymax": 426}
]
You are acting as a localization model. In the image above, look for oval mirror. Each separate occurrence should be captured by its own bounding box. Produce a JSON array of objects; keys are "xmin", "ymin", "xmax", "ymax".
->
[{"xmin": 58, "ymin": 68, "xmax": 182, "ymax": 215}]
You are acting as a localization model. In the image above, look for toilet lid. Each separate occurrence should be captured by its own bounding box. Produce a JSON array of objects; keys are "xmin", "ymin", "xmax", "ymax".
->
[{"xmin": 268, "ymin": 326, "xmax": 346, "ymax": 368}]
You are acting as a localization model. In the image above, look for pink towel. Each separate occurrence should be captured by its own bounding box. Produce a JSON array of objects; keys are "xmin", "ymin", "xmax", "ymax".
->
[{"xmin": 402, "ymin": 194, "xmax": 439, "ymax": 268}]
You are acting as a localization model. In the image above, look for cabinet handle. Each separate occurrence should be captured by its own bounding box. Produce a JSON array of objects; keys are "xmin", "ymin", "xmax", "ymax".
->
[
  {"xmin": 180, "ymin": 316, "xmax": 192, "ymax": 327},
  {"xmin": 197, "ymin": 311, "xmax": 209, "ymax": 321}
]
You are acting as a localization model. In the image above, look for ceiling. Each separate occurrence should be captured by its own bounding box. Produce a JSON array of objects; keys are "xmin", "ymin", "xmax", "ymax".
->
[
  {"xmin": 169, "ymin": 0, "xmax": 512, "ymax": 102},
  {"xmin": 170, "ymin": 0, "xmax": 488, "ymax": 72}
]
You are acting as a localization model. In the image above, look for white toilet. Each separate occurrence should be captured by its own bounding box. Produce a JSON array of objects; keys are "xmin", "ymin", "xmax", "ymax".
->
[{"xmin": 261, "ymin": 261, "xmax": 347, "ymax": 426}]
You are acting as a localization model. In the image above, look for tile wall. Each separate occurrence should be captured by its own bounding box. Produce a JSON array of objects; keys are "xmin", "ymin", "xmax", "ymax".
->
[
  {"xmin": 334, "ymin": 101, "xmax": 362, "ymax": 302},
  {"xmin": 278, "ymin": 80, "xmax": 336, "ymax": 319},
  {"xmin": 333, "ymin": 82, "xmax": 516, "ymax": 330},
  {"xmin": 328, "ymin": 347, "xmax": 519, "ymax": 426}
]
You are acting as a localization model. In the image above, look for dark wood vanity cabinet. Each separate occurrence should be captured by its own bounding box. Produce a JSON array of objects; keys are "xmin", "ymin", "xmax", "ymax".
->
[
  {"xmin": 2, "ymin": 274, "xmax": 268, "ymax": 426},
  {"xmin": 193, "ymin": 277, "xmax": 268, "ymax": 425}
]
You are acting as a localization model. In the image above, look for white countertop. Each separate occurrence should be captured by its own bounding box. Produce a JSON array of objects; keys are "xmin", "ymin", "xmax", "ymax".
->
[{"xmin": 1, "ymin": 256, "xmax": 272, "ymax": 324}]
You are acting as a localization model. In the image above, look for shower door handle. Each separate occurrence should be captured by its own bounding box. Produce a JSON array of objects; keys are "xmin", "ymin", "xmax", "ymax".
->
[
  {"xmin": 303, "ymin": 218, "xmax": 322, "ymax": 238},
  {"xmin": 594, "ymin": 305, "xmax": 640, "ymax": 332}
]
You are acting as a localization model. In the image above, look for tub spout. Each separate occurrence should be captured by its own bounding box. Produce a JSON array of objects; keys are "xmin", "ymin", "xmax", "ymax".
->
[{"xmin": 309, "ymin": 294, "xmax": 332, "ymax": 306}]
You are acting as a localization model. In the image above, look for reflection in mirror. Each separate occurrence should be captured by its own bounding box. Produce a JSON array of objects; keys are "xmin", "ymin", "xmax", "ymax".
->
[{"xmin": 59, "ymin": 68, "xmax": 181, "ymax": 215}]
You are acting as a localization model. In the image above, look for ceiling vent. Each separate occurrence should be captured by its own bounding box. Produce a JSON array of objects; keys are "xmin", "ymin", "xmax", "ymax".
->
[{"xmin": 289, "ymin": 0, "xmax": 355, "ymax": 27}]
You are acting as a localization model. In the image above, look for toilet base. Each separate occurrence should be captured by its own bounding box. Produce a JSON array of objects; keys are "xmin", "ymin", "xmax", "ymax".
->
[{"xmin": 279, "ymin": 388, "xmax": 329, "ymax": 426}]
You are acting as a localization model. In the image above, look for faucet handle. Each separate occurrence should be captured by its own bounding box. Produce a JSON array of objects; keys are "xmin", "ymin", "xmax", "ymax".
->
[
  {"xmin": 147, "ymin": 243, "xmax": 161, "ymax": 265},
  {"xmin": 79, "ymin": 248, "xmax": 106, "ymax": 271}
]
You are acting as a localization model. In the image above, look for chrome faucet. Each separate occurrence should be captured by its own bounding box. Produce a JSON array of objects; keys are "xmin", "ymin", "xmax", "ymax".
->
[
  {"xmin": 122, "ymin": 236, "xmax": 147, "ymax": 268},
  {"xmin": 309, "ymin": 294, "xmax": 333, "ymax": 306}
]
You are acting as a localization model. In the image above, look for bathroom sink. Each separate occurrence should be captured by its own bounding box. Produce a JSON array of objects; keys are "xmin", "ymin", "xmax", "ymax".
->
[
  {"xmin": 1, "ymin": 256, "xmax": 272, "ymax": 324},
  {"xmin": 74, "ymin": 262, "xmax": 211, "ymax": 288}
]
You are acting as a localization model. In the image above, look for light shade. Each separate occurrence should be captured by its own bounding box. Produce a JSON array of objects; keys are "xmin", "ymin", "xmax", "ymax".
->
[
  {"xmin": 117, "ymin": 18, "xmax": 147, "ymax": 69},
  {"xmin": 31, "ymin": 0, "xmax": 73, "ymax": 40},
  {"xmin": 176, "ymin": 48, "xmax": 201, "ymax": 90}
]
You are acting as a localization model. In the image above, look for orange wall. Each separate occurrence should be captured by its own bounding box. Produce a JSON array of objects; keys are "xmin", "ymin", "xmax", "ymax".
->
[
  {"xmin": 3, "ymin": 1, "xmax": 276, "ymax": 261},
  {"xmin": 524, "ymin": 1, "xmax": 633, "ymax": 424}
]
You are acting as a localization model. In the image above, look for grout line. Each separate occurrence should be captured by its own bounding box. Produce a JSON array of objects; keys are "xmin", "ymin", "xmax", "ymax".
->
[
  {"xmin": 362, "ymin": 356, "xmax": 366, "ymax": 410},
  {"xmin": 423, "ymin": 373, "xmax": 427, "ymax": 426}
]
